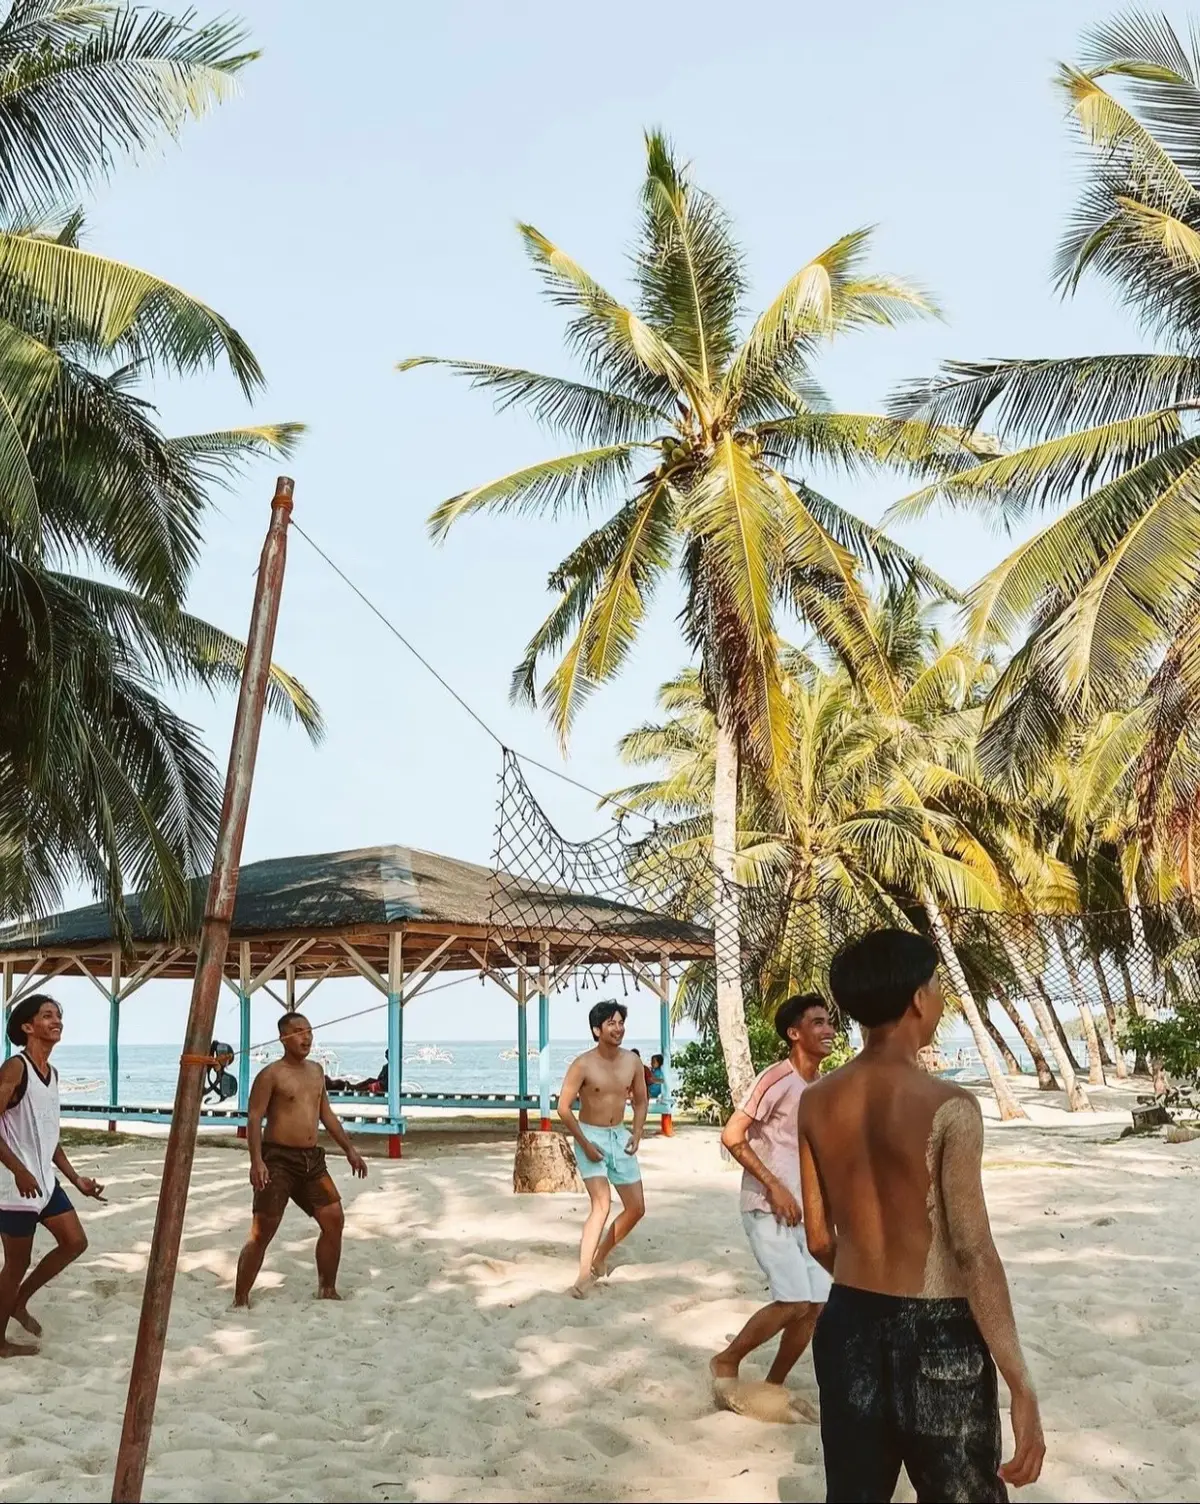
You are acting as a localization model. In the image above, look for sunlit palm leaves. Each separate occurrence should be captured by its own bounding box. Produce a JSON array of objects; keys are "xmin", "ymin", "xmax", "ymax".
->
[
  {"xmin": 406, "ymin": 131, "xmax": 958, "ymax": 790},
  {"xmin": 0, "ymin": 5, "xmax": 318, "ymax": 929},
  {"xmin": 888, "ymin": 14, "xmax": 1200, "ymax": 821}
]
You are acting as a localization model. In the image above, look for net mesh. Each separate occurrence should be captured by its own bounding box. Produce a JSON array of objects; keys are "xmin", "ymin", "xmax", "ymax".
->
[{"xmin": 490, "ymin": 751, "xmax": 1196, "ymax": 1076}]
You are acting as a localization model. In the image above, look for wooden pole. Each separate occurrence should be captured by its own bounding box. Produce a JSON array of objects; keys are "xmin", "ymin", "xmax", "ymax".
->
[
  {"xmin": 387, "ymin": 931, "xmax": 403, "ymax": 1159},
  {"xmin": 659, "ymin": 955, "xmax": 673, "ymax": 1137},
  {"xmin": 111, "ymin": 477, "xmax": 295, "ymax": 1504}
]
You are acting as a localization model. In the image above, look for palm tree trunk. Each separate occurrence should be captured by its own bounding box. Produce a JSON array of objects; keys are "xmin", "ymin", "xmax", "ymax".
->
[
  {"xmin": 995, "ymin": 990, "xmax": 1059, "ymax": 1091},
  {"xmin": 982, "ymin": 1007, "xmax": 1021, "ymax": 1075},
  {"xmin": 999, "ymin": 933, "xmax": 1091, "ymax": 1111},
  {"xmin": 922, "ymin": 896, "xmax": 1026, "ymax": 1121},
  {"xmin": 1035, "ymin": 979, "xmax": 1083, "ymax": 1071},
  {"xmin": 1052, "ymin": 920, "xmax": 1105, "ymax": 1085},
  {"xmin": 712, "ymin": 712, "xmax": 754, "ymax": 1107},
  {"xmin": 1089, "ymin": 956, "xmax": 1128, "ymax": 1079},
  {"xmin": 1117, "ymin": 955, "xmax": 1150, "ymax": 1075}
]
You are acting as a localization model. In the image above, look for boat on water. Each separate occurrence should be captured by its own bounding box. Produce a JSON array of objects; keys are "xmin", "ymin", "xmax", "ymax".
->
[
  {"xmin": 60, "ymin": 1078, "xmax": 104, "ymax": 1095},
  {"xmin": 499, "ymin": 1046, "xmax": 540, "ymax": 1061},
  {"xmin": 406, "ymin": 1045, "xmax": 453, "ymax": 1065}
]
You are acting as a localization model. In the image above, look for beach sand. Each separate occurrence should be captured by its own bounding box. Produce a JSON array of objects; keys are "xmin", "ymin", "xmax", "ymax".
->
[{"xmin": 2, "ymin": 1080, "xmax": 1197, "ymax": 1503}]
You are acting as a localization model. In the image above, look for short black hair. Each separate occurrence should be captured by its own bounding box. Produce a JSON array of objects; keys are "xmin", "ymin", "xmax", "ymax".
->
[
  {"xmin": 588, "ymin": 999, "xmax": 628, "ymax": 1039},
  {"xmin": 829, "ymin": 929, "xmax": 938, "ymax": 1028},
  {"xmin": 6, "ymin": 994, "xmax": 60, "ymax": 1047},
  {"xmin": 651, "ymin": 1054, "xmax": 663, "ymax": 1067},
  {"xmin": 774, "ymin": 993, "xmax": 828, "ymax": 1042},
  {"xmin": 278, "ymin": 1012, "xmax": 311, "ymax": 1035}
]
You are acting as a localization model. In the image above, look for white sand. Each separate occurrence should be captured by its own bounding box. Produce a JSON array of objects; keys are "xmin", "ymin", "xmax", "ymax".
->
[{"xmin": 3, "ymin": 1080, "xmax": 1198, "ymax": 1503}]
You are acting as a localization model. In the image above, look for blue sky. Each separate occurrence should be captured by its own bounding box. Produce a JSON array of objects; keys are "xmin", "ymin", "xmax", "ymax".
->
[{"xmin": 51, "ymin": 0, "xmax": 1149, "ymax": 1045}]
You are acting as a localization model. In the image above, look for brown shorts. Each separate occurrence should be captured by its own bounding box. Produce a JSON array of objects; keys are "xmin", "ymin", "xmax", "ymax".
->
[{"xmin": 253, "ymin": 1143, "xmax": 341, "ymax": 1220}]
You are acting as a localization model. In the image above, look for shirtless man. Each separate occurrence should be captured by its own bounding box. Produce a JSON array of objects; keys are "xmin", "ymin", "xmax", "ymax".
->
[
  {"xmin": 710, "ymin": 994, "xmax": 834, "ymax": 1416},
  {"xmin": 558, "ymin": 1000, "xmax": 647, "ymax": 1298},
  {"xmin": 234, "ymin": 1012, "xmax": 368, "ymax": 1308},
  {"xmin": 798, "ymin": 929, "xmax": 1044, "ymax": 1503},
  {"xmin": 0, "ymin": 996, "xmax": 104, "ymax": 1357}
]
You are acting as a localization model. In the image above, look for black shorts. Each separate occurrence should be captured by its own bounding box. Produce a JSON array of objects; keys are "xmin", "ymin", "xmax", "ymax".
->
[
  {"xmin": 0, "ymin": 1179, "xmax": 73, "ymax": 1239},
  {"xmin": 812, "ymin": 1284, "xmax": 1006, "ymax": 1504}
]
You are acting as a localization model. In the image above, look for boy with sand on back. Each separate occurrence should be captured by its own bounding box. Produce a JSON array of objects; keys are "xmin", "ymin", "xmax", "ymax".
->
[
  {"xmin": 558, "ymin": 1000, "xmax": 647, "ymax": 1298},
  {"xmin": 798, "ymin": 929, "xmax": 1044, "ymax": 1503},
  {"xmin": 234, "ymin": 1011, "xmax": 368, "ymax": 1308}
]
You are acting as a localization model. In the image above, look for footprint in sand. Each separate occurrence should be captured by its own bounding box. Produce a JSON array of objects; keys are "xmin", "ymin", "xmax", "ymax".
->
[{"xmin": 712, "ymin": 1377, "xmax": 818, "ymax": 1425}]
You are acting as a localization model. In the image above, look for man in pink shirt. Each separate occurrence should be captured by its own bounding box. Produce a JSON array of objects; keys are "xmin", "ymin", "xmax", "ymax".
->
[{"xmin": 711, "ymin": 993, "xmax": 835, "ymax": 1414}]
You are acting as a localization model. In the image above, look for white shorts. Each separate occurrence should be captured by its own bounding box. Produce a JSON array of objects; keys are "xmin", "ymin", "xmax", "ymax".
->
[{"xmin": 741, "ymin": 1209, "xmax": 833, "ymax": 1305}]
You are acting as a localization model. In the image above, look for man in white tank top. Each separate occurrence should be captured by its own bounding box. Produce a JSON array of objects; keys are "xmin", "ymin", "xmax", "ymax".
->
[{"xmin": 0, "ymin": 995, "xmax": 105, "ymax": 1357}]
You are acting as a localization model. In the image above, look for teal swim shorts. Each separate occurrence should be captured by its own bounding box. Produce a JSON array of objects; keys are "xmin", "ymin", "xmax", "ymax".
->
[{"xmin": 572, "ymin": 1123, "xmax": 642, "ymax": 1186}]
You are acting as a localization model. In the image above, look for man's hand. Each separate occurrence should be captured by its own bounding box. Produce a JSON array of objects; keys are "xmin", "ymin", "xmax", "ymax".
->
[
  {"xmin": 1000, "ymin": 1385, "xmax": 1045, "ymax": 1488},
  {"xmin": 582, "ymin": 1140, "xmax": 605, "ymax": 1163},
  {"xmin": 76, "ymin": 1176, "xmax": 105, "ymax": 1200},
  {"xmin": 624, "ymin": 1133, "xmax": 641, "ymax": 1156},
  {"xmin": 347, "ymin": 1148, "xmax": 368, "ymax": 1179},
  {"xmin": 14, "ymin": 1164, "xmax": 40, "ymax": 1200},
  {"xmin": 249, "ymin": 1158, "xmax": 270, "ymax": 1192},
  {"xmin": 767, "ymin": 1181, "xmax": 802, "ymax": 1227}
]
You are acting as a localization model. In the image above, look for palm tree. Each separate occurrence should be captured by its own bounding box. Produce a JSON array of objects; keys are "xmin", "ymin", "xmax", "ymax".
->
[
  {"xmin": 0, "ymin": 5, "xmax": 319, "ymax": 928},
  {"xmin": 887, "ymin": 12, "xmax": 1200, "ymax": 831},
  {"xmin": 610, "ymin": 647, "xmax": 1031, "ymax": 1119},
  {"xmin": 402, "ymin": 133, "xmax": 976, "ymax": 1102}
]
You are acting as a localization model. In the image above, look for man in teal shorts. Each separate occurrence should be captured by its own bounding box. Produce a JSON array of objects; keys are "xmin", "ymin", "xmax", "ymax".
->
[{"xmin": 558, "ymin": 1000, "xmax": 647, "ymax": 1297}]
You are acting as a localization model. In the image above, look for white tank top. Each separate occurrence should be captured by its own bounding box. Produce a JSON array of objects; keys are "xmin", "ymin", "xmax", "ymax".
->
[{"xmin": 0, "ymin": 1053, "xmax": 59, "ymax": 1213}]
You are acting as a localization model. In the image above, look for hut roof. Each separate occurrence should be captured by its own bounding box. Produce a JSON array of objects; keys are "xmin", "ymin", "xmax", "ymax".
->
[{"xmin": 0, "ymin": 845, "xmax": 711, "ymax": 981}]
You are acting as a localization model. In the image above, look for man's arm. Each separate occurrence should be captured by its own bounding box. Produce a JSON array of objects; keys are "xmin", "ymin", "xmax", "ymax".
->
[
  {"xmin": 797, "ymin": 1106, "xmax": 835, "ymax": 1271},
  {"xmin": 721, "ymin": 1100, "xmax": 801, "ymax": 1226},
  {"xmin": 0, "ymin": 1058, "xmax": 38, "ymax": 1194},
  {"xmin": 627, "ymin": 1056, "xmax": 648, "ymax": 1151},
  {"xmin": 319, "ymin": 1085, "xmax": 367, "ymax": 1177},
  {"xmin": 52, "ymin": 1144, "xmax": 104, "ymax": 1200},
  {"xmin": 245, "ymin": 1068, "xmax": 273, "ymax": 1190},
  {"xmin": 557, "ymin": 1058, "xmax": 603, "ymax": 1160},
  {"xmin": 937, "ymin": 1094, "xmax": 1045, "ymax": 1489}
]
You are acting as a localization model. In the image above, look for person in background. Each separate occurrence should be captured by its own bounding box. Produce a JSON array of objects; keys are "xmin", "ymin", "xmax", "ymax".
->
[
  {"xmin": 710, "ymin": 994, "xmax": 835, "ymax": 1419},
  {"xmin": 235, "ymin": 1012, "xmax": 368, "ymax": 1307},
  {"xmin": 557, "ymin": 1001, "xmax": 647, "ymax": 1298},
  {"xmin": 799, "ymin": 929, "xmax": 1044, "ymax": 1502},
  {"xmin": 648, "ymin": 1054, "xmax": 665, "ymax": 1100},
  {"xmin": 0, "ymin": 996, "xmax": 105, "ymax": 1357}
]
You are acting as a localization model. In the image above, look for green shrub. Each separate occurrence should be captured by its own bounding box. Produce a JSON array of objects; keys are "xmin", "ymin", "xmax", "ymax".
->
[{"xmin": 1123, "ymin": 1001, "xmax": 1200, "ymax": 1087}]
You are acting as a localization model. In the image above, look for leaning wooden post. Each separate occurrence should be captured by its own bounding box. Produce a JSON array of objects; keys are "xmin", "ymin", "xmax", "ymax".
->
[{"xmin": 111, "ymin": 477, "xmax": 295, "ymax": 1504}]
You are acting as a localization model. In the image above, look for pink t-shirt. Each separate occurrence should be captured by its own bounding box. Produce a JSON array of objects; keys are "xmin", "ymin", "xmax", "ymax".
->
[{"xmin": 738, "ymin": 1059, "xmax": 808, "ymax": 1215}]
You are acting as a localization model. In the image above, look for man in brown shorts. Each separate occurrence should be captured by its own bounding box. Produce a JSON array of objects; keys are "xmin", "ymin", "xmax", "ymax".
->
[{"xmin": 234, "ymin": 1012, "xmax": 368, "ymax": 1307}]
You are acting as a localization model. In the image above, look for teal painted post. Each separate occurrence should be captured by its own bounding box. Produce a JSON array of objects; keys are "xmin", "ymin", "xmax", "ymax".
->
[
  {"xmin": 108, "ymin": 994, "xmax": 120, "ymax": 1117},
  {"xmin": 538, "ymin": 944, "xmax": 551, "ymax": 1131},
  {"xmin": 2, "ymin": 965, "xmax": 11, "ymax": 1062},
  {"xmin": 659, "ymin": 958, "xmax": 674, "ymax": 1136},
  {"xmin": 387, "ymin": 932, "xmax": 403, "ymax": 1158},
  {"xmin": 387, "ymin": 991, "xmax": 402, "ymax": 1157},
  {"xmin": 517, "ymin": 968, "xmax": 529, "ymax": 1132},
  {"xmin": 237, "ymin": 988, "xmax": 251, "ymax": 1114}
]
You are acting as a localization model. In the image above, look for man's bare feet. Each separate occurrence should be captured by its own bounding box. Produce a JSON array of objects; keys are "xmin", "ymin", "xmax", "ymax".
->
[
  {"xmin": 232, "ymin": 1295, "xmax": 250, "ymax": 1310},
  {"xmin": 13, "ymin": 1307, "xmax": 42, "ymax": 1338},
  {"xmin": 0, "ymin": 1338, "xmax": 38, "ymax": 1359},
  {"xmin": 317, "ymin": 1287, "xmax": 342, "ymax": 1301},
  {"xmin": 570, "ymin": 1275, "xmax": 596, "ymax": 1300},
  {"xmin": 710, "ymin": 1353, "xmax": 739, "ymax": 1381}
]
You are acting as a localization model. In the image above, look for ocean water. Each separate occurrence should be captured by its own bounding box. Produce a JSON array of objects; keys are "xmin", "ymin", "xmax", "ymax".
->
[
  {"xmin": 33, "ymin": 1038, "xmax": 670, "ymax": 1107},
  {"xmin": 28, "ymin": 1020, "xmax": 1047, "ymax": 1106}
]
